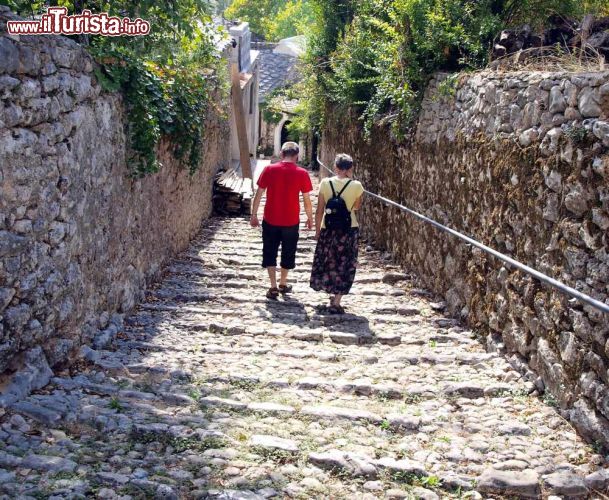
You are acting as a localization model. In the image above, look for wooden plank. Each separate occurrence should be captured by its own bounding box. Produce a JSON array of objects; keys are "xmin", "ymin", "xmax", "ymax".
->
[
  {"xmin": 230, "ymin": 47, "xmax": 252, "ymax": 180},
  {"xmin": 212, "ymin": 167, "xmax": 253, "ymax": 216}
]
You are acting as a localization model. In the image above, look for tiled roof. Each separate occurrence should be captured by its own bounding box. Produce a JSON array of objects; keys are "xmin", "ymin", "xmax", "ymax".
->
[{"xmin": 258, "ymin": 49, "xmax": 301, "ymax": 103}]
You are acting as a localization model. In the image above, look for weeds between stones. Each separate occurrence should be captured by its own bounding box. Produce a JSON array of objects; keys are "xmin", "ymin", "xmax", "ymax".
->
[
  {"xmin": 379, "ymin": 419, "xmax": 391, "ymax": 431},
  {"xmin": 116, "ymin": 484, "xmax": 150, "ymax": 499},
  {"xmin": 50, "ymin": 471, "xmax": 80, "ymax": 481},
  {"xmin": 129, "ymin": 426, "xmax": 225, "ymax": 453},
  {"xmin": 134, "ymin": 381, "xmax": 155, "ymax": 394},
  {"xmin": 592, "ymin": 440, "xmax": 605, "ymax": 454},
  {"xmin": 419, "ymin": 474, "xmax": 442, "ymax": 488},
  {"xmin": 170, "ymin": 435, "xmax": 225, "ymax": 453},
  {"xmin": 404, "ymin": 393, "xmax": 423, "ymax": 405},
  {"xmin": 187, "ymin": 387, "xmax": 202, "ymax": 401},
  {"xmin": 378, "ymin": 469, "xmax": 442, "ymax": 488},
  {"xmin": 252, "ymin": 446, "xmax": 297, "ymax": 465},
  {"xmin": 116, "ymin": 378, "xmax": 131, "ymax": 390},
  {"xmin": 493, "ymin": 386, "xmax": 530, "ymax": 400},
  {"xmin": 233, "ymin": 430, "xmax": 249, "ymax": 442},
  {"xmin": 30, "ymin": 491, "xmax": 53, "ymax": 500},
  {"xmin": 542, "ymin": 391, "xmax": 559, "ymax": 408},
  {"xmin": 228, "ymin": 378, "xmax": 262, "ymax": 392},
  {"xmin": 108, "ymin": 397, "xmax": 124, "ymax": 412}
]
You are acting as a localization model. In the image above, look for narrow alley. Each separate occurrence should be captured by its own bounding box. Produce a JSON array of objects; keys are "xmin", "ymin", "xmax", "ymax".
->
[{"xmin": 0, "ymin": 174, "xmax": 603, "ymax": 499}]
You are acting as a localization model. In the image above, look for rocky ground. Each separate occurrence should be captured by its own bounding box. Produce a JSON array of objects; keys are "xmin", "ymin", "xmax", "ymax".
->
[{"xmin": 0, "ymin": 175, "xmax": 608, "ymax": 499}]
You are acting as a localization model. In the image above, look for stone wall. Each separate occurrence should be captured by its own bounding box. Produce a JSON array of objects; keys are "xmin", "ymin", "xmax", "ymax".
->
[
  {"xmin": 0, "ymin": 8, "xmax": 229, "ymax": 403},
  {"xmin": 321, "ymin": 69, "xmax": 609, "ymax": 446}
]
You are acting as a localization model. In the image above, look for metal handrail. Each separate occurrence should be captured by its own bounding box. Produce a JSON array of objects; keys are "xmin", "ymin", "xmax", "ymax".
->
[{"xmin": 317, "ymin": 157, "xmax": 609, "ymax": 314}]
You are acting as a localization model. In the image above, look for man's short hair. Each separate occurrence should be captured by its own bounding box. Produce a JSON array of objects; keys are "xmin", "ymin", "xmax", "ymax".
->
[
  {"xmin": 281, "ymin": 142, "xmax": 299, "ymax": 158},
  {"xmin": 335, "ymin": 153, "xmax": 354, "ymax": 171}
]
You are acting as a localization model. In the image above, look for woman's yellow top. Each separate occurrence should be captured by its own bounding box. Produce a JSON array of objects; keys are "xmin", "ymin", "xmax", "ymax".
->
[{"xmin": 319, "ymin": 176, "xmax": 365, "ymax": 229}]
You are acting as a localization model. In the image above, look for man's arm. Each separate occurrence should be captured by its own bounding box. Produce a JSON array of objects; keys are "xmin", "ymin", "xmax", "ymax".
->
[
  {"xmin": 250, "ymin": 187, "xmax": 266, "ymax": 227},
  {"xmin": 302, "ymin": 192, "xmax": 314, "ymax": 230}
]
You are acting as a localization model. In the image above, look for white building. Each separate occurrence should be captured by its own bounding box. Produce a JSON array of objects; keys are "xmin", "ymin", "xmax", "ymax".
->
[{"xmin": 257, "ymin": 37, "xmax": 304, "ymax": 159}]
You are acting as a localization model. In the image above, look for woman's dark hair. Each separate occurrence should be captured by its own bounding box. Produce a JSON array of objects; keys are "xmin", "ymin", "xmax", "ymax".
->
[{"xmin": 335, "ymin": 153, "xmax": 354, "ymax": 171}]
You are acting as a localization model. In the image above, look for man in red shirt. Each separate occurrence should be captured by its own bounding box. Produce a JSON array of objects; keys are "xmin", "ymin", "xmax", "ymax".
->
[{"xmin": 250, "ymin": 142, "xmax": 314, "ymax": 299}]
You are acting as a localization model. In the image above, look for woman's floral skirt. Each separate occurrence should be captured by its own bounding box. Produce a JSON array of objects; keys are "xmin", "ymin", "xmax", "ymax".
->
[{"xmin": 310, "ymin": 228, "xmax": 359, "ymax": 295}]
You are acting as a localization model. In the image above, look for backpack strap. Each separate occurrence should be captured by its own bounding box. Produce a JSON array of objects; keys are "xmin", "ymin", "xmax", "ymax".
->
[
  {"xmin": 329, "ymin": 180, "xmax": 337, "ymax": 197},
  {"xmin": 337, "ymin": 179, "xmax": 353, "ymax": 197}
]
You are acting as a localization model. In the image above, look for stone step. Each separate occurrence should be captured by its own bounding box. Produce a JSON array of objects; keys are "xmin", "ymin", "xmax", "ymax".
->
[
  {"xmin": 116, "ymin": 326, "xmax": 506, "ymax": 367},
  {"xmin": 199, "ymin": 396, "xmax": 408, "ymax": 428},
  {"xmin": 199, "ymin": 373, "xmax": 521, "ymax": 402},
  {"xmin": 7, "ymin": 381, "xmax": 589, "ymax": 494},
  {"xmin": 117, "ymin": 323, "xmax": 497, "ymax": 358},
  {"xmin": 131, "ymin": 299, "xmax": 432, "ymax": 324},
  {"xmin": 118, "ymin": 335, "xmax": 489, "ymax": 373}
]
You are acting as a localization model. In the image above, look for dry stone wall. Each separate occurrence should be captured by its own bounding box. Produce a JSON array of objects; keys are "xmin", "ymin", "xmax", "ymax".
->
[
  {"xmin": 0, "ymin": 7, "xmax": 229, "ymax": 403},
  {"xmin": 321, "ymin": 69, "xmax": 609, "ymax": 446}
]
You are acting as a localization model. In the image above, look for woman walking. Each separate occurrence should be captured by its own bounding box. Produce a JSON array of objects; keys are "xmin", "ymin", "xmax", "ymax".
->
[{"xmin": 310, "ymin": 154, "xmax": 365, "ymax": 314}]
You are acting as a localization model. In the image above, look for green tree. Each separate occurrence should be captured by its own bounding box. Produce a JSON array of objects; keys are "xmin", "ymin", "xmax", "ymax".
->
[
  {"xmin": 225, "ymin": 0, "xmax": 275, "ymax": 37},
  {"xmin": 265, "ymin": 0, "xmax": 315, "ymax": 40},
  {"xmin": 224, "ymin": 0, "xmax": 314, "ymax": 40},
  {"xmin": 303, "ymin": 0, "xmax": 609, "ymax": 138},
  {"xmin": 4, "ymin": 0, "xmax": 215, "ymax": 64}
]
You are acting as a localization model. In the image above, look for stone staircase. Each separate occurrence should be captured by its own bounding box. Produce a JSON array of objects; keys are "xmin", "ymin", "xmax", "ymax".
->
[{"xmin": 0, "ymin": 174, "xmax": 607, "ymax": 499}]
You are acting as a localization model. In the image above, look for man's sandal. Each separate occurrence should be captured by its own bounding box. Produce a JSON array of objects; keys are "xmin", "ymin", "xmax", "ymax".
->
[
  {"xmin": 266, "ymin": 287, "xmax": 280, "ymax": 299},
  {"xmin": 278, "ymin": 284, "xmax": 293, "ymax": 294}
]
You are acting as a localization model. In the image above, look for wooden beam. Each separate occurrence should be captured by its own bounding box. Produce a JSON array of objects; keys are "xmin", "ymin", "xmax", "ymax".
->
[{"xmin": 230, "ymin": 46, "xmax": 252, "ymax": 179}]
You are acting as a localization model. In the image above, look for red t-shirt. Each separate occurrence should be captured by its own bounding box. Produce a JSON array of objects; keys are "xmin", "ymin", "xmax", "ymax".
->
[{"xmin": 257, "ymin": 161, "xmax": 313, "ymax": 226}]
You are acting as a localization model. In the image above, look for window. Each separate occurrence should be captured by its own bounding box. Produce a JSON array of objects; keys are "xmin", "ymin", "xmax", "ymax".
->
[{"xmin": 249, "ymin": 76, "xmax": 256, "ymax": 115}]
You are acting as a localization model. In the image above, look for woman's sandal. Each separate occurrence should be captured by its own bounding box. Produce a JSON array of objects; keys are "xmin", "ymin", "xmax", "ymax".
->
[
  {"xmin": 328, "ymin": 305, "xmax": 345, "ymax": 315},
  {"xmin": 278, "ymin": 284, "xmax": 293, "ymax": 294},
  {"xmin": 266, "ymin": 287, "xmax": 280, "ymax": 299}
]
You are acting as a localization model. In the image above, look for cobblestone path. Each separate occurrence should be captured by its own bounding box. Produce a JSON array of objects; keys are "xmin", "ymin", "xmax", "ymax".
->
[{"xmin": 1, "ymin": 175, "xmax": 607, "ymax": 499}]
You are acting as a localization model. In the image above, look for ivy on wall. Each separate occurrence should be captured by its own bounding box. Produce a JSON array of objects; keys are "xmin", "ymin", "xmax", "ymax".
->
[
  {"xmin": 92, "ymin": 47, "xmax": 218, "ymax": 177},
  {"xmin": 7, "ymin": 0, "xmax": 227, "ymax": 177}
]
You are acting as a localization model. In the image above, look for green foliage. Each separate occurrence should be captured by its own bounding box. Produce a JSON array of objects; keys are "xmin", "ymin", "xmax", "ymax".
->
[
  {"xmin": 7, "ymin": 0, "xmax": 223, "ymax": 177},
  {"xmin": 225, "ymin": 0, "xmax": 315, "ymax": 40},
  {"xmin": 542, "ymin": 390, "xmax": 559, "ymax": 407},
  {"xmin": 252, "ymin": 446, "xmax": 297, "ymax": 464},
  {"xmin": 108, "ymin": 397, "xmax": 124, "ymax": 412},
  {"xmin": 170, "ymin": 435, "xmax": 225, "ymax": 452},
  {"xmin": 564, "ymin": 123, "xmax": 589, "ymax": 145},
  {"xmin": 262, "ymin": 84, "xmax": 313, "ymax": 143},
  {"xmin": 437, "ymin": 74, "xmax": 460, "ymax": 98},
  {"xmin": 262, "ymin": 106, "xmax": 284, "ymax": 124},
  {"xmin": 265, "ymin": 0, "xmax": 315, "ymax": 40},
  {"xmin": 419, "ymin": 474, "xmax": 442, "ymax": 488},
  {"xmin": 261, "ymin": 90, "xmax": 286, "ymax": 125},
  {"xmin": 228, "ymin": 377, "xmax": 262, "ymax": 391},
  {"xmin": 304, "ymin": 0, "xmax": 609, "ymax": 139},
  {"xmin": 225, "ymin": 0, "xmax": 273, "ymax": 37},
  {"xmin": 91, "ymin": 45, "xmax": 215, "ymax": 176},
  {"xmin": 6, "ymin": 0, "xmax": 215, "ymax": 61},
  {"xmin": 379, "ymin": 419, "xmax": 391, "ymax": 430},
  {"xmin": 214, "ymin": 0, "xmax": 233, "ymax": 15}
]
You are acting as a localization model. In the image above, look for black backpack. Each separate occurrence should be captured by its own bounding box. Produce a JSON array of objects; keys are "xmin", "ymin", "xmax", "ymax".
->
[{"xmin": 325, "ymin": 180, "xmax": 352, "ymax": 230}]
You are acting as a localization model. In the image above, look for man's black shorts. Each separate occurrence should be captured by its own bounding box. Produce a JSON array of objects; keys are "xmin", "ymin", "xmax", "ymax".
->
[{"xmin": 262, "ymin": 221, "xmax": 300, "ymax": 270}]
